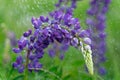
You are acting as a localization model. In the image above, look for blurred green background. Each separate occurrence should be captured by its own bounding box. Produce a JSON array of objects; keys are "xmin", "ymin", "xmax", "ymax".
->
[{"xmin": 0, "ymin": 0, "xmax": 120, "ymax": 80}]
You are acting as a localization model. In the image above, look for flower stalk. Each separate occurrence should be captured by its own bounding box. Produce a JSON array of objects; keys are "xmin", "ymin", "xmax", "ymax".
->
[{"xmin": 24, "ymin": 50, "xmax": 30, "ymax": 80}]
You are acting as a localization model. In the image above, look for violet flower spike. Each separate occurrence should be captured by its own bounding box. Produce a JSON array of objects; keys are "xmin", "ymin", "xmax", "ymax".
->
[
  {"xmin": 12, "ymin": 0, "xmax": 93, "ymax": 75},
  {"xmin": 86, "ymin": 0, "xmax": 111, "ymax": 75}
]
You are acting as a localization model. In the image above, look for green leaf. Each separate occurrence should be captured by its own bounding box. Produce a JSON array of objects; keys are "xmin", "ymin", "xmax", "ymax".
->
[
  {"xmin": 12, "ymin": 75, "xmax": 24, "ymax": 80},
  {"xmin": 0, "ymin": 72, "xmax": 7, "ymax": 80},
  {"xmin": 63, "ymin": 75, "xmax": 71, "ymax": 80},
  {"xmin": 57, "ymin": 67, "xmax": 63, "ymax": 77},
  {"xmin": 49, "ymin": 66, "xmax": 58, "ymax": 73}
]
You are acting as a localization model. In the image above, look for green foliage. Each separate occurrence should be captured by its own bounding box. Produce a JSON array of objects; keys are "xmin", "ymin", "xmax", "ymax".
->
[{"xmin": 0, "ymin": 0, "xmax": 120, "ymax": 80}]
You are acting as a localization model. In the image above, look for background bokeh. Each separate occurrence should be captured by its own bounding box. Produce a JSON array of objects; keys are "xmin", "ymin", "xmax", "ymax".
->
[{"xmin": 0, "ymin": 0, "xmax": 120, "ymax": 80}]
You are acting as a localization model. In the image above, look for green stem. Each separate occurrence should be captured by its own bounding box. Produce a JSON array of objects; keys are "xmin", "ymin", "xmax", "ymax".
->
[
  {"xmin": 24, "ymin": 50, "xmax": 30, "ymax": 80},
  {"xmin": 41, "ymin": 68, "xmax": 62, "ymax": 80},
  {"xmin": 7, "ymin": 67, "xmax": 14, "ymax": 79},
  {"xmin": 96, "ymin": 75, "xmax": 104, "ymax": 80},
  {"xmin": 91, "ymin": 73, "xmax": 104, "ymax": 80},
  {"xmin": 29, "ymin": 68, "xmax": 62, "ymax": 80}
]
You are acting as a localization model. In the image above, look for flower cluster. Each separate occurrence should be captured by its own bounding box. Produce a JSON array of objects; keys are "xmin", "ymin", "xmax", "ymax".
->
[
  {"xmin": 86, "ymin": 0, "xmax": 111, "ymax": 75},
  {"xmin": 48, "ymin": 0, "xmax": 78, "ymax": 59},
  {"xmin": 54, "ymin": 0, "xmax": 78, "ymax": 16},
  {"xmin": 12, "ymin": 0, "xmax": 93, "ymax": 74}
]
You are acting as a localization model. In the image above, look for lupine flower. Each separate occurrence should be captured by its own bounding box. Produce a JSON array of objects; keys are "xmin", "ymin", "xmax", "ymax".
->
[
  {"xmin": 47, "ymin": 0, "xmax": 79, "ymax": 59},
  {"xmin": 86, "ymin": 0, "xmax": 111, "ymax": 75},
  {"xmin": 13, "ymin": 0, "xmax": 93, "ymax": 75},
  {"xmin": 7, "ymin": 32, "xmax": 17, "ymax": 47},
  {"xmin": 1, "ymin": 23, "xmax": 17, "ymax": 47},
  {"xmin": 55, "ymin": 0, "xmax": 78, "ymax": 15}
]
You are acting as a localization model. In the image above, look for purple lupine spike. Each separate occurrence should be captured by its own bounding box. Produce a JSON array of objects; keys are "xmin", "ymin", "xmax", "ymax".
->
[
  {"xmin": 13, "ymin": 0, "xmax": 92, "ymax": 73},
  {"xmin": 86, "ymin": 0, "xmax": 111, "ymax": 75}
]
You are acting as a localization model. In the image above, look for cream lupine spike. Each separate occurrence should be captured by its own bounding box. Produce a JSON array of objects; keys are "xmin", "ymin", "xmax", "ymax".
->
[{"xmin": 79, "ymin": 41, "xmax": 94, "ymax": 75}]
